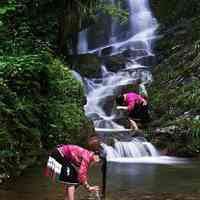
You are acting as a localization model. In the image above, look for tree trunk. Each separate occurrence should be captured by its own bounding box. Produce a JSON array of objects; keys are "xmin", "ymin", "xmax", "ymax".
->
[{"xmin": 57, "ymin": 0, "xmax": 80, "ymax": 55}]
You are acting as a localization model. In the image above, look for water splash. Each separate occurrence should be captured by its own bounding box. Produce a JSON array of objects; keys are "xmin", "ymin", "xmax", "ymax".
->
[
  {"xmin": 102, "ymin": 137, "xmax": 159, "ymax": 160},
  {"xmin": 71, "ymin": 70, "xmax": 84, "ymax": 85}
]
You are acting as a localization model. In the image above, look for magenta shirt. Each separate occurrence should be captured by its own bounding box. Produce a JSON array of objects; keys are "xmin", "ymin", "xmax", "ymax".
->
[
  {"xmin": 125, "ymin": 92, "xmax": 145, "ymax": 112},
  {"xmin": 57, "ymin": 145, "xmax": 94, "ymax": 184}
]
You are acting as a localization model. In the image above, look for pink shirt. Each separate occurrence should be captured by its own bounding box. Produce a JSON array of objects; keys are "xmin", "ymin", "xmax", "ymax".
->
[
  {"xmin": 125, "ymin": 92, "xmax": 145, "ymax": 112},
  {"xmin": 57, "ymin": 145, "xmax": 94, "ymax": 184}
]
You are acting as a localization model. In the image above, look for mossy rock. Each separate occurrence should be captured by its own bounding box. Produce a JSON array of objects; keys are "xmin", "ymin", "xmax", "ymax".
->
[
  {"xmin": 146, "ymin": 3, "xmax": 200, "ymax": 156},
  {"xmin": 68, "ymin": 54, "xmax": 101, "ymax": 78}
]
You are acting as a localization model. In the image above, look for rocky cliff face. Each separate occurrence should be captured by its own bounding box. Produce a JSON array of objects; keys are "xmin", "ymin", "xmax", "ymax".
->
[{"xmin": 147, "ymin": 1, "xmax": 200, "ymax": 156}]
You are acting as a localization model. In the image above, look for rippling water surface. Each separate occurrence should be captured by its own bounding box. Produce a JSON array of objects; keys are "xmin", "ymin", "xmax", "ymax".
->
[{"xmin": 1, "ymin": 161, "xmax": 200, "ymax": 200}]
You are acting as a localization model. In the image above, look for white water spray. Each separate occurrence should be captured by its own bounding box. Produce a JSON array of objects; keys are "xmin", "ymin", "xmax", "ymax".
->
[
  {"xmin": 82, "ymin": 0, "xmax": 158, "ymax": 129},
  {"xmin": 102, "ymin": 138, "xmax": 159, "ymax": 160}
]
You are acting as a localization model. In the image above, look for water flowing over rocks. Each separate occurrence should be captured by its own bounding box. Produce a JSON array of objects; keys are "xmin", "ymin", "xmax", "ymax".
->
[{"xmin": 77, "ymin": 0, "xmax": 158, "ymax": 131}]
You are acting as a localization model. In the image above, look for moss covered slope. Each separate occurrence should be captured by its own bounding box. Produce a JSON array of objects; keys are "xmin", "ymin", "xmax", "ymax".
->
[
  {"xmin": 148, "ymin": 1, "xmax": 200, "ymax": 156},
  {"xmin": 0, "ymin": 53, "xmax": 93, "ymax": 178}
]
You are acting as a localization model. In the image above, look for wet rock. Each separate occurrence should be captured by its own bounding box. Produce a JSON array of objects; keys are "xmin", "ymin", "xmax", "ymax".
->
[
  {"xmin": 126, "ymin": 41, "xmax": 148, "ymax": 50},
  {"xmin": 87, "ymin": 113, "xmax": 101, "ymax": 121},
  {"xmin": 0, "ymin": 173, "xmax": 10, "ymax": 184},
  {"xmin": 135, "ymin": 55, "xmax": 156, "ymax": 66},
  {"xmin": 103, "ymin": 55, "xmax": 126, "ymax": 72},
  {"xmin": 122, "ymin": 49, "xmax": 148, "ymax": 58},
  {"xmin": 69, "ymin": 54, "xmax": 101, "ymax": 78},
  {"xmin": 155, "ymin": 125, "xmax": 178, "ymax": 135},
  {"xmin": 101, "ymin": 46, "xmax": 113, "ymax": 56}
]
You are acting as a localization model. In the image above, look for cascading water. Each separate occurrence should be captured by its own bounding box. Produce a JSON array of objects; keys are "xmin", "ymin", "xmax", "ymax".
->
[
  {"xmin": 77, "ymin": 29, "xmax": 88, "ymax": 54},
  {"xmin": 102, "ymin": 138, "xmax": 159, "ymax": 160},
  {"xmin": 81, "ymin": 0, "xmax": 158, "ymax": 129},
  {"xmin": 76, "ymin": 0, "xmax": 159, "ymax": 158}
]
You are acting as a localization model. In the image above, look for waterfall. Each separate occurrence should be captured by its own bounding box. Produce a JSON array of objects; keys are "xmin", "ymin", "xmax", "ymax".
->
[
  {"xmin": 75, "ymin": 0, "xmax": 160, "ymax": 158},
  {"xmin": 110, "ymin": 0, "xmax": 117, "ymax": 43},
  {"xmin": 101, "ymin": 137, "xmax": 159, "ymax": 160},
  {"xmin": 77, "ymin": 29, "xmax": 88, "ymax": 54},
  {"xmin": 71, "ymin": 70, "xmax": 84, "ymax": 86},
  {"xmin": 81, "ymin": 0, "xmax": 158, "ymax": 129}
]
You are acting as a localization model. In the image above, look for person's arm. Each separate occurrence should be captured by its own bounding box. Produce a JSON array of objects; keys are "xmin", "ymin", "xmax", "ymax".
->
[
  {"xmin": 137, "ymin": 94, "xmax": 148, "ymax": 106},
  {"xmin": 83, "ymin": 182, "xmax": 99, "ymax": 192},
  {"xmin": 140, "ymin": 97, "xmax": 147, "ymax": 106},
  {"xmin": 116, "ymin": 106, "xmax": 128, "ymax": 110},
  {"xmin": 79, "ymin": 152, "xmax": 99, "ymax": 192},
  {"xmin": 129, "ymin": 118, "xmax": 139, "ymax": 130},
  {"xmin": 141, "ymin": 99, "xmax": 147, "ymax": 105}
]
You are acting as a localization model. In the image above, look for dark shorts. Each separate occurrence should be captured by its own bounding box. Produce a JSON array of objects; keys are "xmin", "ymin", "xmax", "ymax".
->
[
  {"xmin": 46, "ymin": 149, "xmax": 79, "ymax": 185},
  {"xmin": 129, "ymin": 103, "xmax": 150, "ymax": 123}
]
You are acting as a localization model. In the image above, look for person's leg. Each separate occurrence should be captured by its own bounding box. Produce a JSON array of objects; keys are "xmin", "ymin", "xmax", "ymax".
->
[
  {"xmin": 64, "ymin": 185, "xmax": 76, "ymax": 200},
  {"xmin": 101, "ymin": 159, "xmax": 107, "ymax": 199},
  {"xmin": 129, "ymin": 118, "xmax": 138, "ymax": 130}
]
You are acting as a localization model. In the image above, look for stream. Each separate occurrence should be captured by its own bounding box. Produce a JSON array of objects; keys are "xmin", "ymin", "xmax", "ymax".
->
[{"xmin": 1, "ymin": 160, "xmax": 200, "ymax": 200}]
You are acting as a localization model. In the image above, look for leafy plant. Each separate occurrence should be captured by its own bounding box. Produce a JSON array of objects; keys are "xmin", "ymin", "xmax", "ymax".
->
[
  {"xmin": 0, "ymin": 0, "xmax": 16, "ymax": 18},
  {"xmin": 0, "ymin": 52, "xmax": 92, "ymax": 178}
]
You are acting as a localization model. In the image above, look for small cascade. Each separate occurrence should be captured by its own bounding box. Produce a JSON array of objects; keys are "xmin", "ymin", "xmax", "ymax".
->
[
  {"xmin": 71, "ymin": 70, "xmax": 84, "ymax": 86},
  {"xmin": 102, "ymin": 138, "xmax": 159, "ymax": 160},
  {"xmin": 84, "ymin": 65, "xmax": 137, "ymax": 129}
]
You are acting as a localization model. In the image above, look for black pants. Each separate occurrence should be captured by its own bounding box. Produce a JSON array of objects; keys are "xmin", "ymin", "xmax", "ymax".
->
[
  {"xmin": 129, "ymin": 104, "xmax": 150, "ymax": 123},
  {"xmin": 51, "ymin": 149, "xmax": 79, "ymax": 185}
]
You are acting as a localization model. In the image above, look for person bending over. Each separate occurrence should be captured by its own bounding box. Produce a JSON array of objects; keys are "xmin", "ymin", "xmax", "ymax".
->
[
  {"xmin": 116, "ymin": 92, "xmax": 150, "ymax": 130},
  {"xmin": 45, "ymin": 136, "xmax": 103, "ymax": 200}
]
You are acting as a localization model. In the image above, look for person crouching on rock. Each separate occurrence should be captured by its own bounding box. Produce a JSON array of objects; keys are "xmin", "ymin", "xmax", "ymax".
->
[
  {"xmin": 45, "ymin": 136, "xmax": 103, "ymax": 200},
  {"xmin": 116, "ymin": 92, "xmax": 150, "ymax": 131}
]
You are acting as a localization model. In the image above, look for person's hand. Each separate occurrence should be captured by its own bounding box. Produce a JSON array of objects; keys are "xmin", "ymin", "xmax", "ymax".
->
[
  {"xmin": 141, "ymin": 99, "xmax": 147, "ymax": 106},
  {"xmin": 88, "ymin": 185, "xmax": 100, "ymax": 192}
]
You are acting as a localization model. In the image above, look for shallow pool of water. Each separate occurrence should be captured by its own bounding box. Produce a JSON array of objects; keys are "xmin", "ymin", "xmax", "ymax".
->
[
  {"xmin": 106, "ymin": 158, "xmax": 200, "ymax": 200},
  {"xmin": 0, "ymin": 164, "xmax": 102, "ymax": 200},
  {"xmin": 1, "ymin": 159, "xmax": 200, "ymax": 200},
  {"xmin": 107, "ymin": 161, "xmax": 200, "ymax": 192}
]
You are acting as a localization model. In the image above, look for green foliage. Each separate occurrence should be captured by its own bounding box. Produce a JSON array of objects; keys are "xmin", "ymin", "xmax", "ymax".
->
[
  {"xmin": 148, "ymin": 10, "xmax": 200, "ymax": 156},
  {"xmin": 0, "ymin": 0, "xmax": 128, "ymax": 57},
  {"xmin": 0, "ymin": 52, "xmax": 92, "ymax": 177},
  {"xmin": 96, "ymin": 1, "xmax": 129, "ymax": 24},
  {"xmin": 176, "ymin": 116, "xmax": 200, "ymax": 138},
  {"xmin": 69, "ymin": 0, "xmax": 128, "ymax": 25},
  {"xmin": 0, "ymin": 54, "xmax": 45, "ymax": 176},
  {"xmin": 151, "ymin": 0, "xmax": 200, "ymax": 26},
  {"xmin": 0, "ymin": 0, "xmax": 16, "ymax": 18},
  {"xmin": 0, "ymin": 0, "xmax": 59, "ymax": 56},
  {"xmin": 42, "ymin": 58, "xmax": 90, "ymax": 149},
  {"xmin": 174, "ymin": 116, "xmax": 200, "ymax": 155}
]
